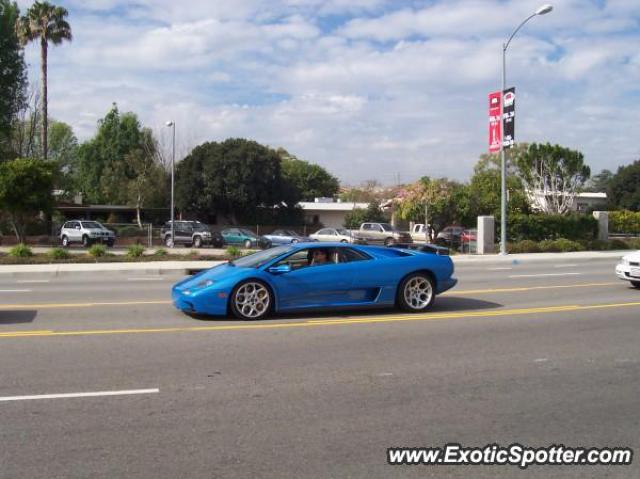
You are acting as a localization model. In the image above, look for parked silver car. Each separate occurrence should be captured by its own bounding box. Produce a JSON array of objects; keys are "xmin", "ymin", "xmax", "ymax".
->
[{"xmin": 60, "ymin": 220, "xmax": 116, "ymax": 247}]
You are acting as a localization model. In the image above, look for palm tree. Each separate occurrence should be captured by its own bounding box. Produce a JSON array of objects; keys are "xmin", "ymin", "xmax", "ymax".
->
[{"xmin": 16, "ymin": 1, "xmax": 71, "ymax": 161}]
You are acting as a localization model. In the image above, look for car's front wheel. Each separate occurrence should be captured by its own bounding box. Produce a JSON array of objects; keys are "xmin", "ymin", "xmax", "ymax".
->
[
  {"xmin": 82, "ymin": 235, "xmax": 92, "ymax": 248},
  {"xmin": 397, "ymin": 273, "xmax": 435, "ymax": 312},
  {"xmin": 230, "ymin": 280, "xmax": 272, "ymax": 320},
  {"xmin": 193, "ymin": 236, "xmax": 202, "ymax": 248},
  {"xmin": 384, "ymin": 237, "xmax": 396, "ymax": 246},
  {"xmin": 165, "ymin": 236, "xmax": 173, "ymax": 247},
  {"xmin": 244, "ymin": 239, "xmax": 252, "ymax": 249},
  {"xmin": 631, "ymin": 281, "xmax": 640, "ymax": 289}
]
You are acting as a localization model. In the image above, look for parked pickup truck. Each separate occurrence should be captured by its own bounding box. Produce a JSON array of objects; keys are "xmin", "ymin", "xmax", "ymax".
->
[
  {"xmin": 410, "ymin": 223, "xmax": 433, "ymax": 243},
  {"xmin": 354, "ymin": 222, "xmax": 412, "ymax": 246}
]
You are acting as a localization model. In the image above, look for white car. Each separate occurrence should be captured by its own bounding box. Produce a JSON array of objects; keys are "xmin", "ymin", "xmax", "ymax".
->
[
  {"xmin": 309, "ymin": 227, "xmax": 354, "ymax": 243},
  {"xmin": 615, "ymin": 251, "xmax": 640, "ymax": 288}
]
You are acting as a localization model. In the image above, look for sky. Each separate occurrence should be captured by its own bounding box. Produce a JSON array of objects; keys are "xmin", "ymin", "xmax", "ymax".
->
[{"xmin": 16, "ymin": 0, "xmax": 640, "ymax": 185}]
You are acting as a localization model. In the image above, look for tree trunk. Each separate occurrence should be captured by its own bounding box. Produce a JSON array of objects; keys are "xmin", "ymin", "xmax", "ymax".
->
[{"xmin": 40, "ymin": 36, "xmax": 48, "ymax": 161}]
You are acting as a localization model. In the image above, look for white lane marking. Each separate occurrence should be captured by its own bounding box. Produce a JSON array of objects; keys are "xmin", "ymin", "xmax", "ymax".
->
[
  {"xmin": 554, "ymin": 264, "xmax": 578, "ymax": 268},
  {"xmin": 488, "ymin": 267, "xmax": 512, "ymax": 271},
  {"xmin": 0, "ymin": 388, "xmax": 159, "ymax": 402},
  {"xmin": 0, "ymin": 289, "xmax": 31, "ymax": 293},
  {"xmin": 126, "ymin": 277, "xmax": 164, "ymax": 281},
  {"xmin": 16, "ymin": 280, "xmax": 50, "ymax": 284},
  {"xmin": 509, "ymin": 272, "xmax": 582, "ymax": 278}
]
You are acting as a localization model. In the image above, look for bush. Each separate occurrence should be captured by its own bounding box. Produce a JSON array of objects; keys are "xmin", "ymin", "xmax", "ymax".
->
[
  {"xmin": 609, "ymin": 210, "xmax": 640, "ymax": 235},
  {"xmin": 153, "ymin": 248, "xmax": 168, "ymax": 256},
  {"xmin": 9, "ymin": 243, "xmax": 33, "ymax": 258},
  {"xmin": 583, "ymin": 239, "xmax": 610, "ymax": 251},
  {"xmin": 608, "ymin": 238, "xmax": 631, "ymax": 250},
  {"xmin": 47, "ymin": 247, "xmax": 71, "ymax": 260},
  {"xmin": 553, "ymin": 238, "xmax": 585, "ymax": 252},
  {"xmin": 126, "ymin": 244, "xmax": 146, "ymax": 257},
  {"xmin": 226, "ymin": 246, "xmax": 241, "ymax": 258},
  {"xmin": 88, "ymin": 244, "xmax": 107, "ymax": 257},
  {"xmin": 507, "ymin": 213, "xmax": 598, "ymax": 242},
  {"xmin": 509, "ymin": 240, "xmax": 541, "ymax": 254},
  {"xmin": 626, "ymin": 238, "xmax": 640, "ymax": 250}
]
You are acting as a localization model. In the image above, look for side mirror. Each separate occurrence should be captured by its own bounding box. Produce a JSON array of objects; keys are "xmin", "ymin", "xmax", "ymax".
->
[{"xmin": 268, "ymin": 264, "xmax": 291, "ymax": 274}]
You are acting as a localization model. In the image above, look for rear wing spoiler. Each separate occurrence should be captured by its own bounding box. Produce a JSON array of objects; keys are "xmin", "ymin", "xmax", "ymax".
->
[{"xmin": 390, "ymin": 243, "xmax": 450, "ymax": 256}]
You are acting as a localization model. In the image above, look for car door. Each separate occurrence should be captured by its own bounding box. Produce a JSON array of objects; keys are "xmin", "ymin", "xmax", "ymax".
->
[
  {"xmin": 69, "ymin": 221, "xmax": 82, "ymax": 242},
  {"xmin": 223, "ymin": 229, "xmax": 240, "ymax": 245},
  {"xmin": 268, "ymin": 248, "xmax": 357, "ymax": 310}
]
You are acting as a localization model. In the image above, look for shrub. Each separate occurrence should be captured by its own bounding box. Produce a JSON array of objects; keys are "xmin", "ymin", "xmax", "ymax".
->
[
  {"xmin": 507, "ymin": 213, "xmax": 598, "ymax": 242},
  {"xmin": 609, "ymin": 210, "xmax": 640, "ymax": 235},
  {"xmin": 583, "ymin": 239, "xmax": 610, "ymax": 251},
  {"xmin": 126, "ymin": 244, "xmax": 146, "ymax": 257},
  {"xmin": 226, "ymin": 246, "xmax": 241, "ymax": 258},
  {"xmin": 552, "ymin": 238, "xmax": 585, "ymax": 252},
  {"xmin": 626, "ymin": 238, "xmax": 640, "ymax": 250},
  {"xmin": 509, "ymin": 240, "xmax": 541, "ymax": 254},
  {"xmin": 88, "ymin": 244, "xmax": 107, "ymax": 257},
  {"xmin": 9, "ymin": 243, "xmax": 33, "ymax": 258},
  {"xmin": 47, "ymin": 247, "xmax": 71, "ymax": 260},
  {"xmin": 608, "ymin": 238, "xmax": 631, "ymax": 250},
  {"xmin": 153, "ymin": 248, "xmax": 168, "ymax": 256}
]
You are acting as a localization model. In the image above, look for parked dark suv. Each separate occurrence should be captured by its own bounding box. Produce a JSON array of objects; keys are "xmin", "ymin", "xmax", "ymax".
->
[{"xmin": 161, "ymin": 221, "xmax": 223, "ymax": 248}]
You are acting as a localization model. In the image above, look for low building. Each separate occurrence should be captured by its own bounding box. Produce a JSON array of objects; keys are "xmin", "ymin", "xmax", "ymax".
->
[
  {"xmin": 298, "ymin": 199, "xmax": 369, "ymax": 228},
  {"xmin": 526, "ymin": 190, "xmax": 608, "ymax": 213}
]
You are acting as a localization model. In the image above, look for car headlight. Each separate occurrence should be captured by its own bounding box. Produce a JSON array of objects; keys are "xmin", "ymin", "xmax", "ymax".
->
[{"xmin": 197, "ymin": 279, "xmax": 215, "ymax": 288}]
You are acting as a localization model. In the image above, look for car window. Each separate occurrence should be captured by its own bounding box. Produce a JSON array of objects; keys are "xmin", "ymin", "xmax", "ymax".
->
[
  {"xmin": 379, "ymin": 223, "xmax": 395, "ymax": 231},
  {"xmin": 232, "ymin": 246, "xmax": 292, "ymax": 268},
  {"xmin": 336, "ymin": 228, "xmax": 350, "ymax": 236},
  {"xmin": 274, "ymin": 248, "xmax": 338, "ymax": 270},
  {"xmin": 362, "ymin": 224, "xmax": 371, "ymax": 231},
  {"xmin": 272, "ymin": 229, "xmax": 284, "ymax": 235},
  {"xmin": 62, "ymin": 222, "xmax": 70, "ymax": 229},
  {"xmin": 337, "ymin": 248, "xmax": 371, "ymax": 263},
  {"xmin": 81, "ymin": 221, "xmax": 101, "ymax": 229},
  {"xmin": 316, "ymin": 229, "xmax": 329, "ymax": 235}
]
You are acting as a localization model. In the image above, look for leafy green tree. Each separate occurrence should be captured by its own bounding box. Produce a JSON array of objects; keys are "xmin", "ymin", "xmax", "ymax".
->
[
  {"xmin": 468, "ymin": 149, "xmax": 530, "ymax": 219},
  {"xmin": 76, "ymin": 104, "xmax": 149, "ymax": 204},
  {"xmin": 175, "ymin": 139, "xmax": 287, "ymax": 224},
  {"xmin": 608, "ymin": 160, "xmax": 640, "ymax": 211},
  {"xmin": 277, "ymin": 148, "xmax": 340, "ymax": 201},
  {"xmin": 396, "ymin": 177, "xmax": 472, "ymax": 233},
  {"xmin": 0, "ymin": 158, "xmax": 54, "ymax": 241},
  {"xmin": 513, "ymin": 143, "xmax": 590, "ymax": 214},
  {"xmin": 343, "ymin": 200, "xmax": 386, "ymax": 229},
  {"xmin": 584, "ymin": 169, "xmax": 613, "ymax": 193},
  {"xmin": 16, "ymin": 1, "xmax": 72, "ymax": 160},
  {"xmin": 0, "ymin": 0, "xmax": 26, "ymax": 158}
]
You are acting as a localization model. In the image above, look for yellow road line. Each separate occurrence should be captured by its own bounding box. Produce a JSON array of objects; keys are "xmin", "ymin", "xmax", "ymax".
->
[
  {"xmin": 0, "ymin": 282, "xmax": 620, "ymax": 311},
  {"xmin": 0, "ymin": 300, "xmax": 171, "ymax": 310},
  {"xmin": 0, "ymin": 301, "xmax": 639, "ymax": 339}
]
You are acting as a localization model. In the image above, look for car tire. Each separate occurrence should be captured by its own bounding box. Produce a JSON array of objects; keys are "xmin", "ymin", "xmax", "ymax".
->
[
  {"xmin": 291, "ymin": 238, "xmax": 298, "ymax": 244},
  {"xmin": 61, "ymin": 235, "xmax": 69, "ymax": 248},
  {"xmin": 340, "ymin": 239, "xmax": 348, "ymax": 243},
  {"xmin": 384, "ymin": 237, "xmax": 396, "ymax": 246},
  {"xmin": 165, "ymin": 236, "xmax": 173, "ymax": 247},
  {"xmin": 82, "ymin": 235, "xmax": 92, "ymax": 248},
  {"xmin": 397, "ymin": 273, "xmax": 435, "ymax": 313},
  {"xmin": 230, "ymin": 280, "xmax": 272, "ymax": 320},
  {"xmin": 244, "ymin": 239, "xmax": 252, "ymax": 249},
  {"xmin": 107, "ymin": 240, "xmax": 115, "ymax": 247},
  {"xmin": 631, "ymin": 281, "xmax": 640, "ymax": 289},
  {"xmin": 193, "ymin": 236, "xmax": 202, "ymax": 248}
]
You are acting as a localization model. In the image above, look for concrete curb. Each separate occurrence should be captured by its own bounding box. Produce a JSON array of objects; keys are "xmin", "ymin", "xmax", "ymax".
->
[{"xmin": 0, "ymin": 250, "xmax": 632, "ymax": 275}]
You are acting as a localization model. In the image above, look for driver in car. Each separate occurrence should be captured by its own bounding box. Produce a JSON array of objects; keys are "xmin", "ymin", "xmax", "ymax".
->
[{"xmin": 310, "ymin": 249, "xmax": 330, "ymax": 266}]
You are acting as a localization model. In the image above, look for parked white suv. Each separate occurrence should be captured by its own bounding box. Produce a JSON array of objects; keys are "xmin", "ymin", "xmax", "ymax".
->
[{"xmin": 60, "ymin": 221, "xmax": 116, "ymax": 247}]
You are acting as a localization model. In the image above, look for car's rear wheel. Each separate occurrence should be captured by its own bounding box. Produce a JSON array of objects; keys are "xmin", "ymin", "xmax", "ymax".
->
[
  {"xmin": 631, "ymin": 281, "xmax": 640, "ymax": 289},
  {"xmin": 193, "ymin": 236, "xmax": 202, "ymax": 248},
  {"xmin": 106, "ymin": 240, "xmax": 115, "ymax": 247},
  {"xmin": 384, "ymin": 237, "xmax": 396, "ymax": 246},
  {"xmin": 61, "ymin": 235, "xmax": 69, "ymax": 248},
  {"xmin": 397, "ymin": 273, "xmax": 435, "ymax": 312},
  {"xmin": 230, "ymin": 280, "xmax": 272, "ymax": 320},
  {"xmin": 340, "ymin": 239, "xmax": 348, "ymax": 243},
  {"xmin": 244, "ymin": 239, "xmax": 252, "ymax": 249}
]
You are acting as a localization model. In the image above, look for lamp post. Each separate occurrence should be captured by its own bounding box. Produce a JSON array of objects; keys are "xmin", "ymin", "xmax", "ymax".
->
[
  {"xmin": 499, "ymin": 4, "xmax": 552, "ymax": 255},
  {"xmin": 166, "ymin": 120, "xmax": 176, "ymax": 248}
]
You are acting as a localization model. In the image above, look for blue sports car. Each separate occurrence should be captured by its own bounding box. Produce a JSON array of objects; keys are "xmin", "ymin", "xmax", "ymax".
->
[{"xmin": 172, "ymin": 243, "xmax": 457, "ymax": 320}]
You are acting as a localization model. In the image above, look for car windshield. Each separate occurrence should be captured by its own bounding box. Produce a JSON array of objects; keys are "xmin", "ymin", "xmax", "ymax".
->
[
  {"xmin": 231, "ymin": 246, "xmax": 292, "ymax": 268},
  {"xmin": 284, "ymin": 230, "xmax": 300, "ymax": 237},
  {"xmin": 336, "ymin": 228, "xmax": 350, "ymax": 236},
  {"xmin": 239, "ymin": 229, "xmax": 257, "ymax": 238},
  {"xmin": 81, "ymin": 221, "xmax": 102, "ymax": 229}
]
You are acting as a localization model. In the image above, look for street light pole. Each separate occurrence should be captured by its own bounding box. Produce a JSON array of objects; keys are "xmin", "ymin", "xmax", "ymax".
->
[
  {"xmin": 499, "ymin": 4, "xmax": 553, "ymax": 255},
  {"xmin": 166, "ymin": 121, "xmax": 176, "ymax": 248}
]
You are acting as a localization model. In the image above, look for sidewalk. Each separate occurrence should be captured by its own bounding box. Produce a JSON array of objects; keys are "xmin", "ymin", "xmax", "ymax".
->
[{"xmin": 0, "ymin": 250, "xmax": 629, "ymax": 276}]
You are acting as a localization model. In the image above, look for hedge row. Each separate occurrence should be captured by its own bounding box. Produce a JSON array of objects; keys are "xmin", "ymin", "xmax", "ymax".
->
[
  {"xmin": 609, "ymin": 210, "xmax": 640, "ymax": 235},
  {"xmin": 506, "ymin": 214, "xmax": 598, "ymax": 242},
  {"xmin": 508, "ymin": 237, "xmax": 640, "ymax": 254}
]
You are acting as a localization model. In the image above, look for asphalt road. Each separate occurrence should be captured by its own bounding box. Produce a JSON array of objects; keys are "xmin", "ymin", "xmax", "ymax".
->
[{"xmin": 0, "ymin": 256, "xmax": 639, "ymax": 478}]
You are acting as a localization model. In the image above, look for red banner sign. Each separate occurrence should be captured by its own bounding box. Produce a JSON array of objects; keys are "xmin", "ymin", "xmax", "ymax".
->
[{"xmin": 488, "ymin": 91, "xmax": 502, "ymax": 152}]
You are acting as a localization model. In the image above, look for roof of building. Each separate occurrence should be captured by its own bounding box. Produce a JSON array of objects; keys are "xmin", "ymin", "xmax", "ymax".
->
[{"xmin": 298, "ymin": 201, "xmax": 369, "ymax": 211}]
